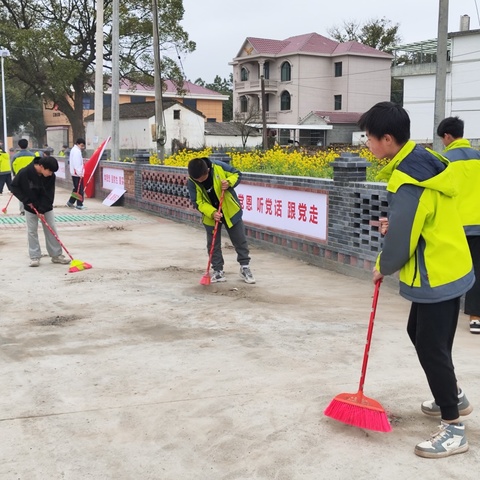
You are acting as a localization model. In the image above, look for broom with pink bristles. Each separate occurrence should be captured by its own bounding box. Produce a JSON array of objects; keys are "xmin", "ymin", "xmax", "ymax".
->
[{"xmin": 324, "ymin": 280, "xmax": 391, "ymax": 432}]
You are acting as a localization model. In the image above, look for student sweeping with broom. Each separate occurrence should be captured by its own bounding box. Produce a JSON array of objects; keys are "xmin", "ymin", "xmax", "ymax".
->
[
  {"xmin": 10, "ymin": 155, "xmax": 70, "ymax": 267},
  {"xmin": 187, "ymin": 157, "xmax": 255, "ymax": 285},
  {"xmin": 359, "ymin": 102, "xmax": 474, "ymax": 458}
]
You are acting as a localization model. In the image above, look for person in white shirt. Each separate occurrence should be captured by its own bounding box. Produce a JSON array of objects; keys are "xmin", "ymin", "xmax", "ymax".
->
[{"xmin": 66, "ymin": 138, "xmax": 86, "ymax": 210}]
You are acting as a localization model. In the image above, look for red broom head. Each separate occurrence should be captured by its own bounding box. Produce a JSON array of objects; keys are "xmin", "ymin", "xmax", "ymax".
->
[
  {"xmin": 1, "ymin": 208, "xmax": 6, "ymax": 214},
  {"xmin": 324, "ymin": 392, "xmax": 392, "ymax": 432},
  {"xmin": 200, "ymin": 274, "xmax": 211, "ymax": 286}
]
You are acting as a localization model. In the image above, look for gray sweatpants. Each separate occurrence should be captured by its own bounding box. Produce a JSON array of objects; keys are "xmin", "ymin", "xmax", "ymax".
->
[
  {"xmin": 25, "ymin": 210, "xmax": 62, "ymax": 260},
  {"xmin": 205, "ymin": 218, "xmax": 250, "ymax": 272}
]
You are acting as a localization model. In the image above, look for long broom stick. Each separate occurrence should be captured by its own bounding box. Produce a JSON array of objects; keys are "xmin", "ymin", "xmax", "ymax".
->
[
  {"xmin": 200, "ymin": 191, "xmax": 225, "ymax": 286},
  {"xmin": 324, "ymin": 280, "xmax": 391, "ymax": 432},
  {"xmin": 31, "ymin": 205, "xmax": 92, "ymax": 273},
  {"xmin": 2, "ymin": 192, "xmax": 14, "ymax": 214}
]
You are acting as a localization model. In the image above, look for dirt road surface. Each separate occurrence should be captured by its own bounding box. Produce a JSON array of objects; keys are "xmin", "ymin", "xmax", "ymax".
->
[{"xmin": 1, "ymin": 188, "xmax": 479, "ymax": 479}]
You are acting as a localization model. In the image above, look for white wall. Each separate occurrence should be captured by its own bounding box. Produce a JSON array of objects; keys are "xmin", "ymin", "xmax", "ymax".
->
[
  {"xmin": 85, "ymin": 105, "xmax": 206, "ymax": 151},
  {"xmin": 401, "ymin": 30, "xmax": 480, "ymax": 143},
  {"xmin": 205, "ymin": 135, "xmax": 262, "ymax": 149}
]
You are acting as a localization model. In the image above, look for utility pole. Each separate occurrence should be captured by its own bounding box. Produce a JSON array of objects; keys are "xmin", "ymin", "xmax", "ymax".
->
[
  {"xmin": 93, "ymin": 0, "xmax": 104, "ymax": 148},
  {"xmin": 152, "ymin": 0, "xmax": 165, "ymax": 163},
  {"xmin": 433, "ymin": 0, "xmax": 449, "ymax": 152},
  {"xmin": 260, "ymin": 75, "xmax": 268, "ymax": 150},
  {"xmin": 111, "ymin": 0, "xmax": 119, "ymax": 161}
]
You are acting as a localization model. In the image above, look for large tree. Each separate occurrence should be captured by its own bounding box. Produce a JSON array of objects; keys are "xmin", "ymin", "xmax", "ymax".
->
[
  {"xmin": 0, "ymin": 0, "xmax": 195, "ymax": 140},
  {"xmin": 327, "ymin": 17, "xmax": 401, "ymax": 53}
]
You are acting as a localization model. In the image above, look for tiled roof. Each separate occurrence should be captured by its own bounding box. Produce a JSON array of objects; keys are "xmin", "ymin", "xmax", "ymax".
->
[
  {"xmin": 241, "ymin": 32, "xmax": 391, "ymax": 58},
  {"xmin": 84, "ymin": 100, "xmax": 204, "ymax": 122},
  {"xmin": 333, "ymin": 41, "xmax": 392, "ymax": 58},
  {"xmin": 311, "ymin": 111, "xmax": 363, "ymax": 124},
  {"xmin": 116, "ymin": 79, "xmax": 224, "ymax": 97},
  {"xmin": 204, "ymin": 122, "xmax": 261, "ymax": 136}
]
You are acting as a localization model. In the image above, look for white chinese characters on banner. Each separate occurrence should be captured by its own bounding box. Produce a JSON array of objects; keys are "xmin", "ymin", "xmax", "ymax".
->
[
  {"xmin": 103, "ymin": 168, "xmax": 125, "ymax": 190},
  {"xmin": 237, "ymin": 184, "xmax": 327, "ymax": 241}
]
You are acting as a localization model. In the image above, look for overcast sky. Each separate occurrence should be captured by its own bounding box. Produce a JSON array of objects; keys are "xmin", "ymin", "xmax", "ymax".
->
[{"xmin": 176, "ymin": 0, "xmax": 480, "ymax": 82}]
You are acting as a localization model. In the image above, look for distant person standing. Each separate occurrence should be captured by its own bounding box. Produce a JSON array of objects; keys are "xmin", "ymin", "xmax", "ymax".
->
[
  {"xmin": 66, "ymin": 138, "xmax": 86, "ymax": 210},
  {"xmin": 12, "ymin": 139, "xmax": 35, "ymax": 215},
  {"xmin": 0, "ymin": 143, "xmax": 12, "ymax": 195},
  {"xmin": 58, "ymin": 144, "xmax": 70, "ymax": 158},
  {"xmin": 437, "ymin": 116, "xmax": 480, "ymax": 334}
]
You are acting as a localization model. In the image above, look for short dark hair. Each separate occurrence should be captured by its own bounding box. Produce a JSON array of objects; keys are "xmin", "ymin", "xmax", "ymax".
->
[
  {"xmin": 18, "ymin": 138, "xmax": 28, "ymax": 149},
  {"xmin": 188, "ymin": 157, "xmax": 209, "ymax": 179},
  {"xmin": 358, "ymin": 101, "xmax": 410, "ymax": 144},
  {"xmin": 437, "ymin": 116, "xmax": 464, "ymax": 139},
  {"xmin": 76, "ymin": 138, "xmax": 85, "ymax": 145},
  {"xmin": 35, "ymin": 155, "xmax": 59, "ymax": 172}
]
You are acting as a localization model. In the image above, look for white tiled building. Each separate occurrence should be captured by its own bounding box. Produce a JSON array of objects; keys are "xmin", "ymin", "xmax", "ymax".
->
[{"xmin": 392, "ymin": 24, "xmax": 480, "ymax": 145}]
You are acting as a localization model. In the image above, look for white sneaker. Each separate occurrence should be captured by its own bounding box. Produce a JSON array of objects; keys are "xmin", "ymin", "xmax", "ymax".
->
[
  {"xmin": 30, "ymin": 258, "xmax": 40, "ymax": 267},
  {"xmin": 211, "ymin": 270, "xmax": 226, "ymax": 283},
  {"xmin": 415, "ymin": 421, "xmax": 468, "ymax": 458},
  {"xmin": 239, "ymin": 266, "xmax": 255, "ymax": 284},
  {"xmin": 421, "ymin": 388, "xmax": 473, "ymax": 417},
  {"xmin": 51, "ymin": 255, "xmax": 70, "ymax": 264}
]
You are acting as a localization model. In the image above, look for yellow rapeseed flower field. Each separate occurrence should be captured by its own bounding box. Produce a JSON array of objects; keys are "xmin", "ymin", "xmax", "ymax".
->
[{"xmin": 149, "ymin": 146, "xmax": 389, "ymax": 181}]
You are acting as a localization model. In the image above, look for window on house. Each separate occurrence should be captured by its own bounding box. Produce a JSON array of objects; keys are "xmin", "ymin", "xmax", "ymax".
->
[
  {"xmin": 281, "ymin": 62, "xmax": 291, "ymax": 82},
  {"xmin": 334, "ymin": 62, "xmax": 342, "ymax": 77},
  {"xmin": 241, "ymin": 67, "xmax": 249, "ymax": 81},
  {"xmin": 173, "ymin": 110, "xmax": 180, "ymax": 120},
  {"xmin": 240, "ymin": 95, "xmax": 248, "ymax": 113},
  {"xmin": 103, "ymin": 94, "xmax": 112, "ymax": 107},
  {"xmin": 206, "ymin": 118, "xmax": 216, "ymax": 122},
  {"xmin": 183, "ymin": 98, "xmax": 197, "ymax": 110},
  {"xmin": 82, "ymin": 94, "xmax": 94, "ymax": 110},
  {"xmin": 280, "ymin": 91, "xmax": 291, "ymax": 111},
  {"xmin": 131, "ymin": 96, "xmax": 146, "ymax": 103},
  {"xmin": 334, "ymin": 94, "xmax": 342, "ymax": 110},
  {"xmin": 263, "ymin": 62, "xmax": 270, "ymax": 80}
]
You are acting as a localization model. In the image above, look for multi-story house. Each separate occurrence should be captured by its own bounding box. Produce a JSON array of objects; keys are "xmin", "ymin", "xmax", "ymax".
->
[
  {"xmin": 392, "ymin": 18, "xmax": 480, "ymax": 145},
  {"xmin": 230, "ymin": 32, "xmax": 392, "ymax": 146}
]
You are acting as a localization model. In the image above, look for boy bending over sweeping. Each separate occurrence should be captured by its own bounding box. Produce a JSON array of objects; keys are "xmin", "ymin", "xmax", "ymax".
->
[
  {"xmin": 10, "ymin": 156, "xmax": 70, "ymax": 267},
  {"xmin": 359, "ymin": 102, "xmax": 474, "ymax": 458}
]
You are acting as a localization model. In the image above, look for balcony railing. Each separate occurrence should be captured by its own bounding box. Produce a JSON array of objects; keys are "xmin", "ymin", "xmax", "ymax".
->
[{"xmin": 235, "ymin": 79, "xmax": 279, "ymax": 92}]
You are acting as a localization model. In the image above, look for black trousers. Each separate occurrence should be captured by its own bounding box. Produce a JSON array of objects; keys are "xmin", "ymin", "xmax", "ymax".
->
[
  {"xmin": 465, "ymin": 236, "xmax": 480, "ymax": 317},
  {"xmin": 68, "ymin": 175, "xmax": 84, "ymax": 207},
  {"xmin": 407, "ymin": 297, "xmax": 461, "ymax": 421},
  {"xmin": 0, "ymin": 172, "xmax": 12, "ymax": 193},
  {"xmin": 205, "ymin": 218, "xmax": 250, "ymax": 272}
]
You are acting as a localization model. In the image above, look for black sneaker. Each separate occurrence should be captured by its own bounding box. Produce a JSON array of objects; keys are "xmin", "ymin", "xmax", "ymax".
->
[{"xmin": 239, "ymin": 266, "xmax": 255, "ymax": 284}]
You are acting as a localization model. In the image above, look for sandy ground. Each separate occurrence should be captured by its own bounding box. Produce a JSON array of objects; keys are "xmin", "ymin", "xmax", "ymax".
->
[{"xmin": 0, "ymin": 188, "xmax": 479, "ymax": 480}]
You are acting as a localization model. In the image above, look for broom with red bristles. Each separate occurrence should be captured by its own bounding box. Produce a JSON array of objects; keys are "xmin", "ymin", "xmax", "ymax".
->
[{"xmin": 324, "ymin": 280, "xmax": 391, "ymax": 432}]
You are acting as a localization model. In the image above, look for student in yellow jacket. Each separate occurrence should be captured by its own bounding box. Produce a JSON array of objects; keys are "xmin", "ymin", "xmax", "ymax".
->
[
  {"xmin": 359, "ymin": 102, "xmax": 474, "ymax": 459},
  {"xmin": 437, "ymin": 116, "xmax": 480, "ymax": 335},
  {"xmin": 187, "ymin": 157, "xmax": 255, "ymax": 284},
  {"xmin": 0, "ymin": 148, "xmax": 12, "ymax": 194}
]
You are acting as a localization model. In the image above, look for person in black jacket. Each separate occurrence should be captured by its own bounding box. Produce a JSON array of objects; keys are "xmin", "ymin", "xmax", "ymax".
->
[{"xmin": 10, "ymin": 156, "xmax": 70, "ymax": 267}]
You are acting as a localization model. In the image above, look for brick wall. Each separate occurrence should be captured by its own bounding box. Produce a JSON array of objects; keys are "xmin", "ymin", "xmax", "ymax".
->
[{"xmin": 85, "ymin": 154, "xmax": 388, "ymax": 280}]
